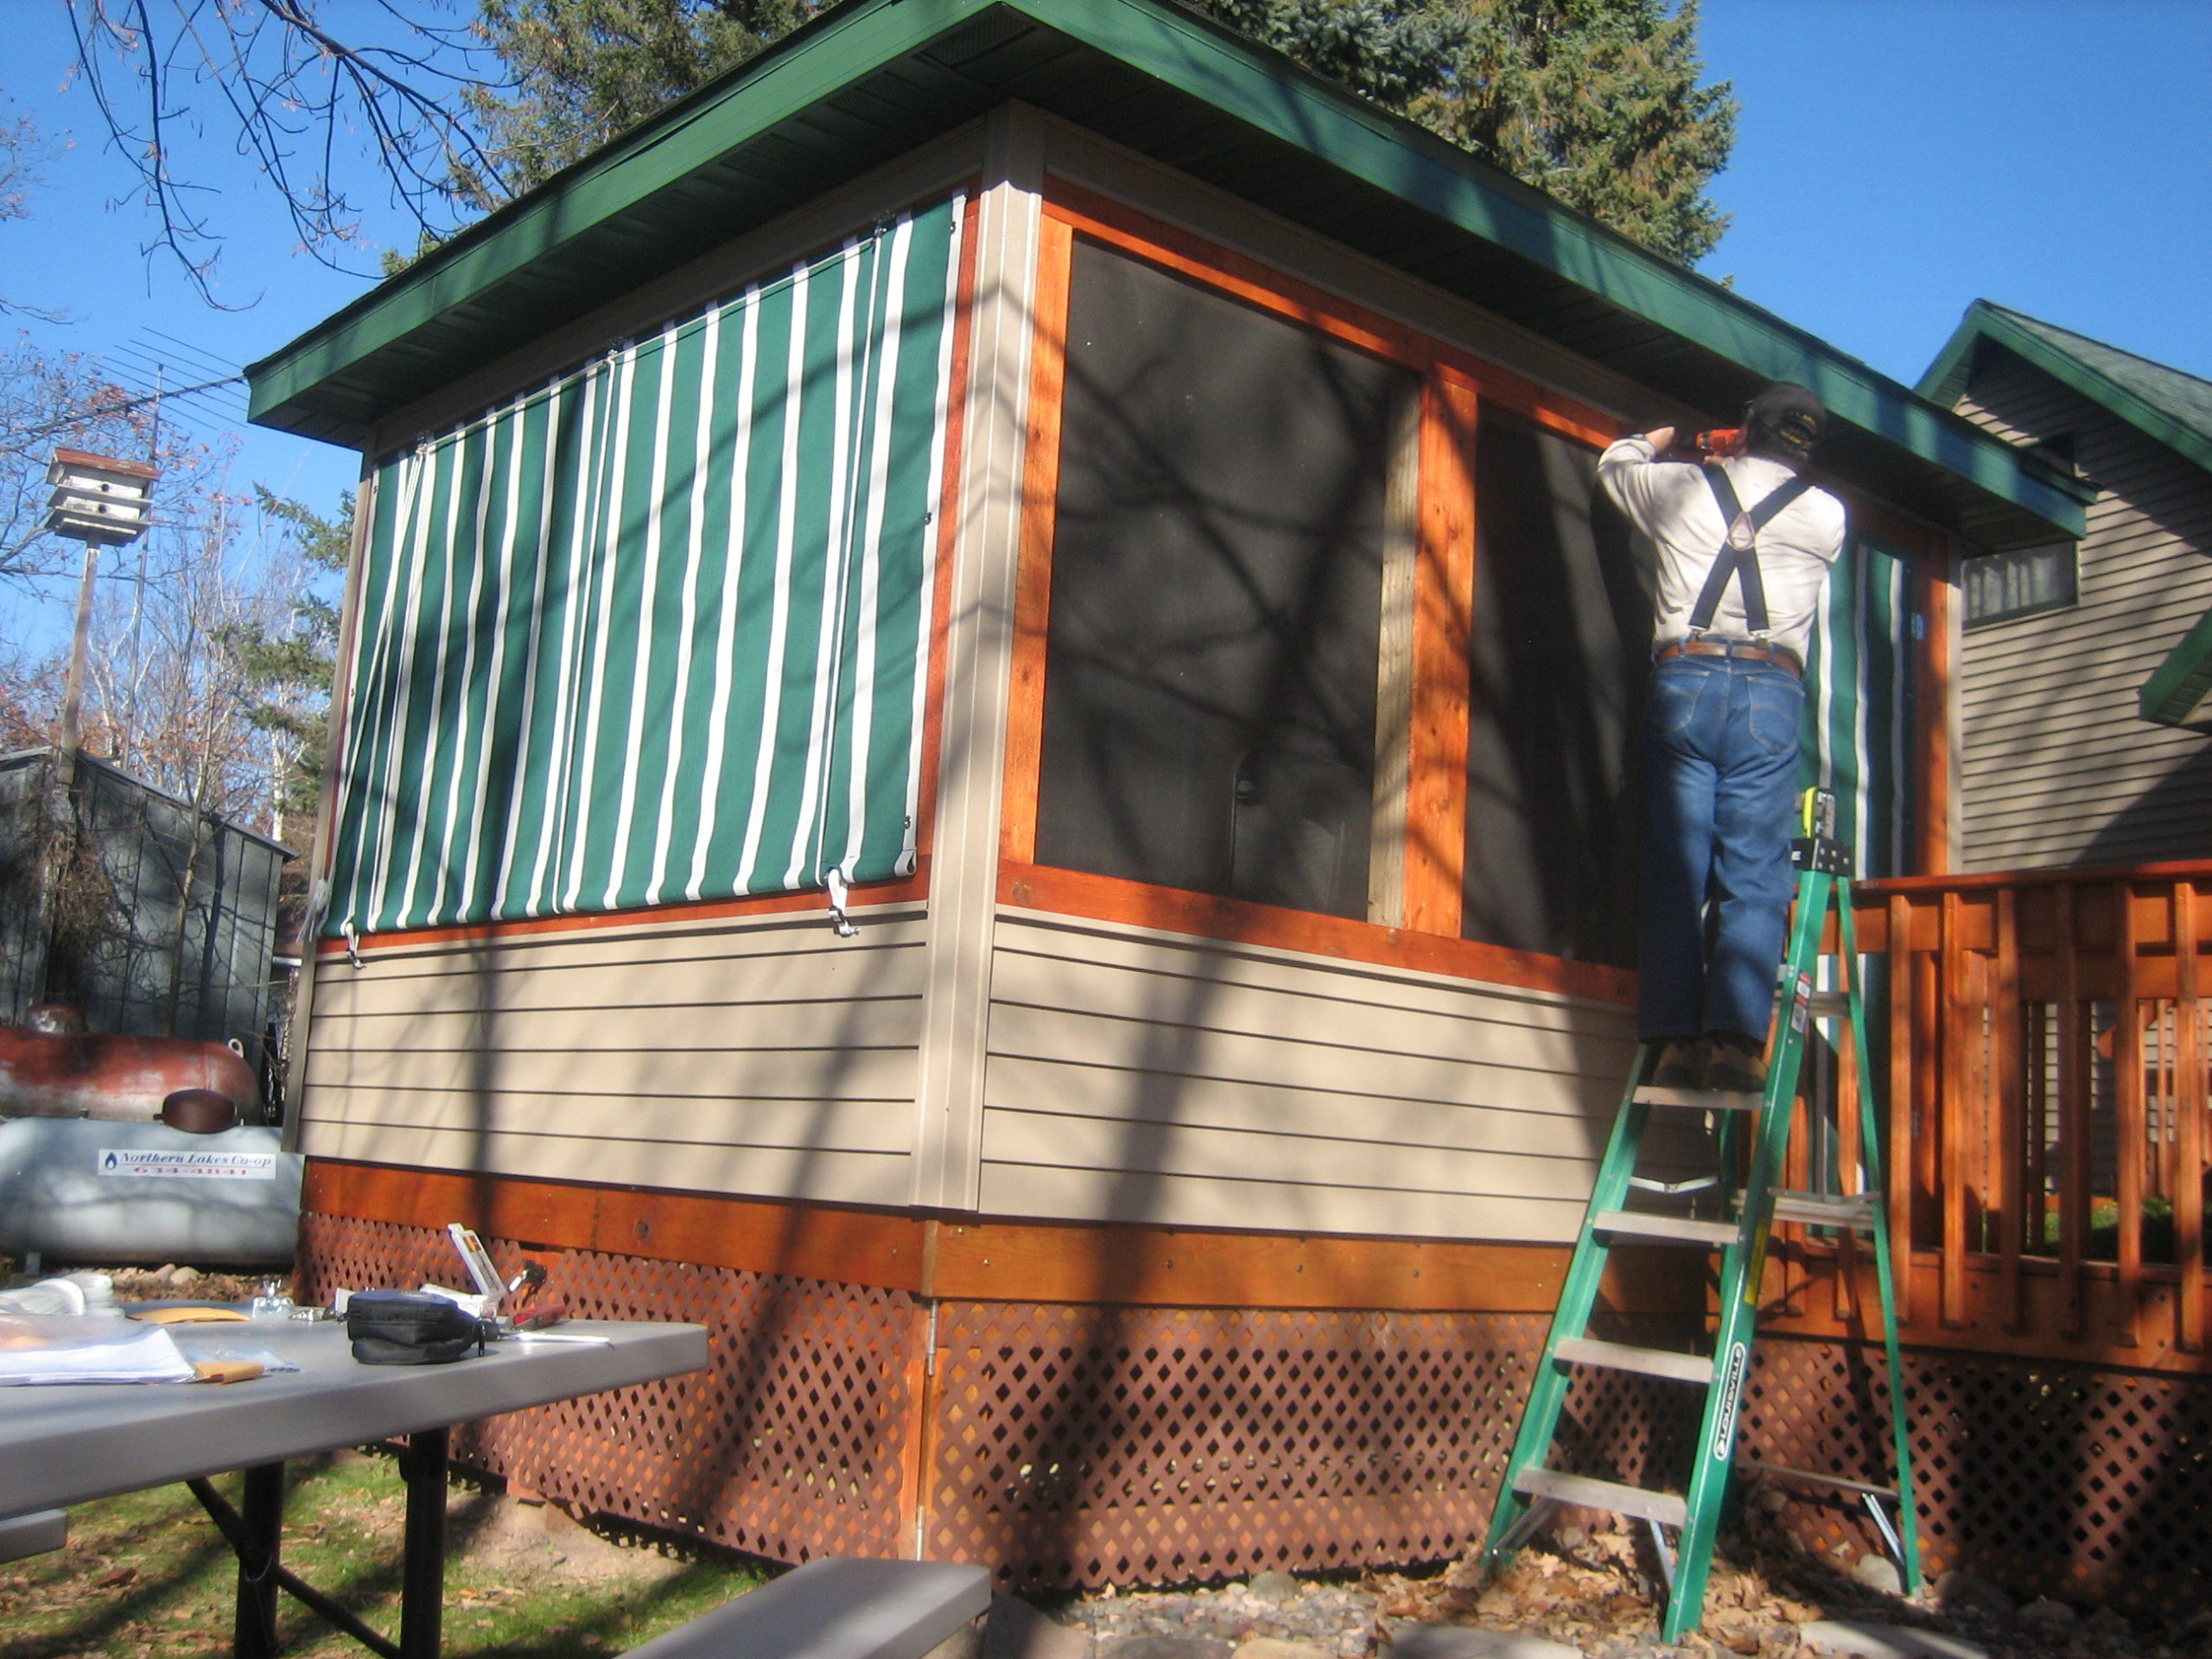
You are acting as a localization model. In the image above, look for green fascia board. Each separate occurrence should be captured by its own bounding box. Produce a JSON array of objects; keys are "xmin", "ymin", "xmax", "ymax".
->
[
  {"xmin": 1921, "ymin": 300, "xmax": 2212, "ymax": 484},
  {"xmin": 1013, "ymin": 0, "xmax": 2088, "ymax": 536},
  {"xmin": 247, "ymin": 0, "xmax": 2088, "ymax": 541},
  {"xmin": 245, "ymin": 0, "xmax": 992, "ymax": 425},
  {"xmin": 2139, "ymin": 600, "xmax": 2212, "ymax": 725}
]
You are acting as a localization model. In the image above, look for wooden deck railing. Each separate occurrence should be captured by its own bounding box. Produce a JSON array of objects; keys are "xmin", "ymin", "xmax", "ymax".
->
[{"xmin": 1780, "ymin": 861, "xmax": 2212, "ymax": 1371}]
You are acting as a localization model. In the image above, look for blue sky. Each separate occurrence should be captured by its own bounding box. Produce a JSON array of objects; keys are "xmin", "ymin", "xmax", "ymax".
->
[
  {"xmin": 1700, "ymin": 0, "xmax": 2212, "ymax": 389},
  {"xmin": 3, "ymin": 0, "xmax": 2209, "ymax": 640}
]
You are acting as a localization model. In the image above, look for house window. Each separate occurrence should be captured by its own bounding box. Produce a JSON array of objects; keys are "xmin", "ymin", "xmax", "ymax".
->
[
  {"xmin": 1032, "ymin": 235, "xmax": 1417, "ymax": 919},
  {"xmin": 1461, "ymin": 408, "xmax": 1649, "ymax": 967},
  {"xmin": 1964, "ymin": 543, "xmax": 2077, "ymax": 629}
]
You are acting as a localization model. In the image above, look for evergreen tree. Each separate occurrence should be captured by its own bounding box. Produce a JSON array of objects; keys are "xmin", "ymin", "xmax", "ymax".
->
[
  {"xmin": 459, "ymin": 0, "xmax": 822, "ymax": 207},
  {"xmin": 231, "ymin": 488, "xmax": 355, "ymax": 842},
  {"xmin": 1416, "ymin": 0, "xmax": 1737, "ymax": 265},
  {"xmin": 1197, "ymin": 0, "xmax": 1471, "ymax": 113},
  {"xmin": 461, "ymin": 0, "xmax": 1733, "ymax": 266},
  {"xmin": 1197, "ymin": 0, "xmax": 1734, "ymax": 265}
]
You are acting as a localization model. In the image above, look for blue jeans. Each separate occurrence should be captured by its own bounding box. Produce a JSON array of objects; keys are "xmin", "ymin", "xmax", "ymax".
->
[{"xmin": 1638, "ymin": 654, "xmax": 1803, "ymax": 1043}]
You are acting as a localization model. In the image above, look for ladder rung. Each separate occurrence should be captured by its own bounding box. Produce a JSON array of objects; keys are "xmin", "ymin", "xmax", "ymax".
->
[
  {"xmin": 1805, "ymin": 990, "xmax": 1853, "ymax": 1018},
  {"xmin": 1738, "ymin": 1459, "xmax": 1897, "ymax": 1502},
  {"xmin": 1594, "ymin": 1210, "xmax": 1740, "ymax": 1248},
  {"xmin": 1631, "ymin": 1085, "xmax": 1762, "ymax": 1113},
  {"xmin": 1514, "ymin": 1467, "xmax": 1688, "ymax": 1529},
  {"xmin": 1554, "ymin": 1337, "xmax": 1713, "ymax": 1385},
  {"xmin": 1770, "ymin": 1191, "xmax": 1878, "ymax": 1230}
]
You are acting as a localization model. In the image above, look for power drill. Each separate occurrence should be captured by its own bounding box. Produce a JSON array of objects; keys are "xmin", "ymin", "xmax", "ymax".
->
[{"xmin": 1689, "ymin": 427, "xmax": 1747, "ymax": 460}]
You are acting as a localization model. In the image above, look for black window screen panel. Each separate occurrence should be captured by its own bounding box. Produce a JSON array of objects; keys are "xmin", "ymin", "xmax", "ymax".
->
[
  {"xmin": 1035, "ymin": 237, "xmax": 1407, "ymax": 919},
  {"xmin": 1462, "ymin": 408, "xmax": 1650, "ymax": 967}
]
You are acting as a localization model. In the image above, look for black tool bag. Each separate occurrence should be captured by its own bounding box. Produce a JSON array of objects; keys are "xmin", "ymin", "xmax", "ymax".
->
[{"xmin": 345, "ymin": 1289, "xmax": 492, "ymax": 1365}]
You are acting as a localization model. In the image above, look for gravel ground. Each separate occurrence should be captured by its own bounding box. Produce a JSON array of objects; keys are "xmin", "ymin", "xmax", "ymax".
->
[{"xmin": 1039, "ymin": 1517, "xmax": 2212, "ymax": 1659}]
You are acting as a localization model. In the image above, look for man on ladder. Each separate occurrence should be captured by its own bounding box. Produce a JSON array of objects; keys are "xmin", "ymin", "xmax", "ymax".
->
[
  {"xmin": 1599, "ymin": 383, "xmax": 1845, "ymax": 1094},
  {"xmin": 1477, "ymin": 385, "xmax": 1921, "ymax": 1643}
]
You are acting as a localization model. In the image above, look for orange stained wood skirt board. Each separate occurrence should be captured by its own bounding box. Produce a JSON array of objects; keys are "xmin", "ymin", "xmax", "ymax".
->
[{"xmin": 302, "ymin": 1160, "xmax": 1696, "ymax": 1315}]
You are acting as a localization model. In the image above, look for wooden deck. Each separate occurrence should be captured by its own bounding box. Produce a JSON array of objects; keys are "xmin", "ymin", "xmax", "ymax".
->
[{"xmin": 1763, "ymin": 860, "xmax": 2212, "ymax": 1374}]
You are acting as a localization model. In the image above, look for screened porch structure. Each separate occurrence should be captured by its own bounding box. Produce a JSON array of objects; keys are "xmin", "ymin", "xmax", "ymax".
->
[{"xmin": 239, "ymin": 0, "xmax": 2182, "ymax": 1611}]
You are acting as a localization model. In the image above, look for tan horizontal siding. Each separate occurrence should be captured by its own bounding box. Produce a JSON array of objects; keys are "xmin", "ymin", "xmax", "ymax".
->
[
  {"xmin": 304, "ymin": 1039, "xmax": 915, "ymax": 1101},
  {"xmin": 1958, "ymin": 734, "xmax": 2212, "ymax": 783},
  {"xmin": 1953, "ymin": 350, "xmax": 2212, "ymax": 871},
  {"xmin": 300, "ymin": 1119, "xmax": 914, "ymax": 1204},
  {"xmin": 311, "ymin": 918, "xmax": 924, "ymax": 999},
  {"xmin": 979, "ymin": 909, "xmax": 1648, "ymax": 1243},
  {"xmin": 296, "ymin": 1087, "xmax": 910, "ymax": 1148},
  {"xmin": 298, "ymin": 908, "xmax": 926, "ymax": 1203},
  {"xmin": 974, "ymin": 1162, "xmax": 1589, "ymax": 1243}
]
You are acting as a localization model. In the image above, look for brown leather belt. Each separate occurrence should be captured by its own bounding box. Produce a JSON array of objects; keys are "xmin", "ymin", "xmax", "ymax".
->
[{"xmin": 1654, "ymin": 637, "xmax": 1802, "ymax": 676}]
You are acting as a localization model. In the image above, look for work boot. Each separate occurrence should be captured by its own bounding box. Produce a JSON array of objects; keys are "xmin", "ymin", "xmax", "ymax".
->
[
  {"xmin": 1703, "ymin": 1031, "xmax": 1769, "ymax": 1095},
  {"xmin": 1649, "ymin": 1038, "xmax": 1705, "ymax": 1090}
]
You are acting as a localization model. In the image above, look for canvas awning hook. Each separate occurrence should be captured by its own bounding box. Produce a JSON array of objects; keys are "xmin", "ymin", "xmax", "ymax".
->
[
  {"xmin": 341, "ymin": 919, "xmax": 362, "ymax": 969},
  {"xmin": 824, "ymin": 868, "xmax": 860, "ymax": 938}
]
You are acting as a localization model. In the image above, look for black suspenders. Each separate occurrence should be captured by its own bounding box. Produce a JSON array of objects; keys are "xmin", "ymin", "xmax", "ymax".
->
[{"xmin": 1688, "ymin": 465, "xmax": 1810, "ymax": 637}]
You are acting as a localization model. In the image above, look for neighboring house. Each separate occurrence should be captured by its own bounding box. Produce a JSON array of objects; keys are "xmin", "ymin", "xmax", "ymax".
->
[
  {"xmin": 245, "ymin": 0, "xmax": 2087, "ymax": 1592},
  {"xmin": 1920, "ymin": 301, "xmax": 2212, "ymax": 870}
]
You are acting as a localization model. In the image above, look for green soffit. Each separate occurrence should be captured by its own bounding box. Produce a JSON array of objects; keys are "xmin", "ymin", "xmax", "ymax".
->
[
  {"xmin": 247, "ymin": 0, "xmax": 2088, "ymax": 541},
  {"xmin": 1921, "ymin": 300, "xmax": 2212, "ymax": 484},
  {"xmin": 2140, "ymin": 601, "xmax": 2212, "ymax": 727}
]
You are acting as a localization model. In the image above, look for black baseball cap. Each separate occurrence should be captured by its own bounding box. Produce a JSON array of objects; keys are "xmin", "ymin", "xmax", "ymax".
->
[{"xmin": 1744, "ymin": 382, "xmax": 1827, "ymax": 461}]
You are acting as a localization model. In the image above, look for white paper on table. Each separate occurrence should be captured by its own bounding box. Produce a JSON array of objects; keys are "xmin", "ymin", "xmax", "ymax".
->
[{"xmin": 0, "ymin": 1315, "xmax": 197, "ymax": 1385}]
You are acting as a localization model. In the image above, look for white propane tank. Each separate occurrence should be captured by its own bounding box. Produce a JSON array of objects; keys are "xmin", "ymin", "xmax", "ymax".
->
[{"xmin": 0, "ymin": 1118, "xmax": 303, "ymax": 1267}]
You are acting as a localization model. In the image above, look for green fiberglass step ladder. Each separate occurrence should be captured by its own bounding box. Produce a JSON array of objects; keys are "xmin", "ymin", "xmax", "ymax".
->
[{"xmin": 1481, "ymin": 790, "xmax": 1921, "ymax": 1643}]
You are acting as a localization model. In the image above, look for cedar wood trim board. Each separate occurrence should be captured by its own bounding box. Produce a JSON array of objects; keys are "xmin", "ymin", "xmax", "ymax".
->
[
  {"xmin": 303, "ymin": 1157, "xmax": 1694, "ymax": 1315},
  {"xmin": 306, "ymin": 1153, "xmax": 2212, "ymax": 1376},
  {"xmin": 303, "ymin": 1157, "xmax": 2212, "ymax": 1376}
]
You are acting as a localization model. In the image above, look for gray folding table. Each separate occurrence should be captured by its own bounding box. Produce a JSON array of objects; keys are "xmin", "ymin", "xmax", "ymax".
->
[{"xmin": 0, "ymin": 1318, "xmax": 709, "ymax": 1659}]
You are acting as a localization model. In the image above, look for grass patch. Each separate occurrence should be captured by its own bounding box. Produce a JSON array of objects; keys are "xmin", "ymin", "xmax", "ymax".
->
[
  {"xmin": 0, "ymin": 1451, "xmax": 770, "ymax": 1658},
  {"xmin": 2037, "ymin": 1195, "xmax": 2207, "ymax": 1263}
]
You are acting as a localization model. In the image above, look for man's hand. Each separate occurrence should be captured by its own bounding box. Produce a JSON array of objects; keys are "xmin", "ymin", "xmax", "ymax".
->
[{"xmin": 1643, "ymin": 425, "xmax": 1676, "ymax": 453}]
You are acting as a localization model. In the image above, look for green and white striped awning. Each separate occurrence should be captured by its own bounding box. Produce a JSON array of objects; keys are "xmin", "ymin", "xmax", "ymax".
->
[
  {"xmin": 1802, "ymin": 533, "xmax": 1913, "ymax": 880},
  {"xmin": 325, "ymin": 194, "xmax": 964, "ymax": 937}
]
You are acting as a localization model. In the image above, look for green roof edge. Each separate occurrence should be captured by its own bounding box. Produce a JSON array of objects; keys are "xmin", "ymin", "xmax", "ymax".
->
[
  {"xmin": 1919, "ymin": 300, "xmax": 2212, "ymax": 483},
  {"xmin": 2139, "ymin": 600, "xmax": 2212, "ymax": 726},
  {"xmin": 247, "ymin": 0, "xmax": 2088, "ymax": 539},
  {"xmin": 1019, "ymin": 0, "xmax": 2085, "ymax": 534},
  {"xmin": 245, "ymin": 0, "xmax": 991, "ymax": 424}
]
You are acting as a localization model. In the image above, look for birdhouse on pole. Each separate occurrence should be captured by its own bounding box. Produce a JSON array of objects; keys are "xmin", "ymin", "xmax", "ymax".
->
[
  {"xmin": 44, "ymin": 450, "xmax": 159, "ymax": 546},
  {"xmin": 45, "ymin": 451, "xmax": 161, "ymax": 779}
]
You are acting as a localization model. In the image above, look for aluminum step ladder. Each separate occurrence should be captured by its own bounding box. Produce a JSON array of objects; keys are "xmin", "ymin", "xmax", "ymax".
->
[{"xmin": 1479, "ymin": 790, "xmax": 1921, "ymax": 1643}]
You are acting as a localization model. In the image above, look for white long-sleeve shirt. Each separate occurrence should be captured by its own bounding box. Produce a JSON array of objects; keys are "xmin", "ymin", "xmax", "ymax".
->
[{"xmin": 1598, "ymin": 435, "xmax": 1847, "ymax": 664}]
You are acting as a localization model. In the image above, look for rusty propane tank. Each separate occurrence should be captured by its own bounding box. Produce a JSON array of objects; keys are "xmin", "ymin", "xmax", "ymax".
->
[{"xmin": 0, "ymin": 1025, "xmax": 259, "ymax": 1122}]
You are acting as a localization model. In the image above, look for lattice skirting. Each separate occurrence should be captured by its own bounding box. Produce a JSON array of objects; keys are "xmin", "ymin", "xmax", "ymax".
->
[
  {"xmin": 297, "ymin": 1213, "xmax": 923, "ymax": 1565},
  {"xmin": 298, "ymin": 1216, "xmax": 2212, "ymax": 1618},
  {"xmin": 1739, "ymin": 1336, "xmax": 2212, "ymax": 1619}
]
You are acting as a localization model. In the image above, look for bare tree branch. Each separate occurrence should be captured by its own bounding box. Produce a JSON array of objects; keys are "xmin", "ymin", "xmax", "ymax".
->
[{"xmin": 63, "ymin": 0, "xmax": 514, "ymax": 296}]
